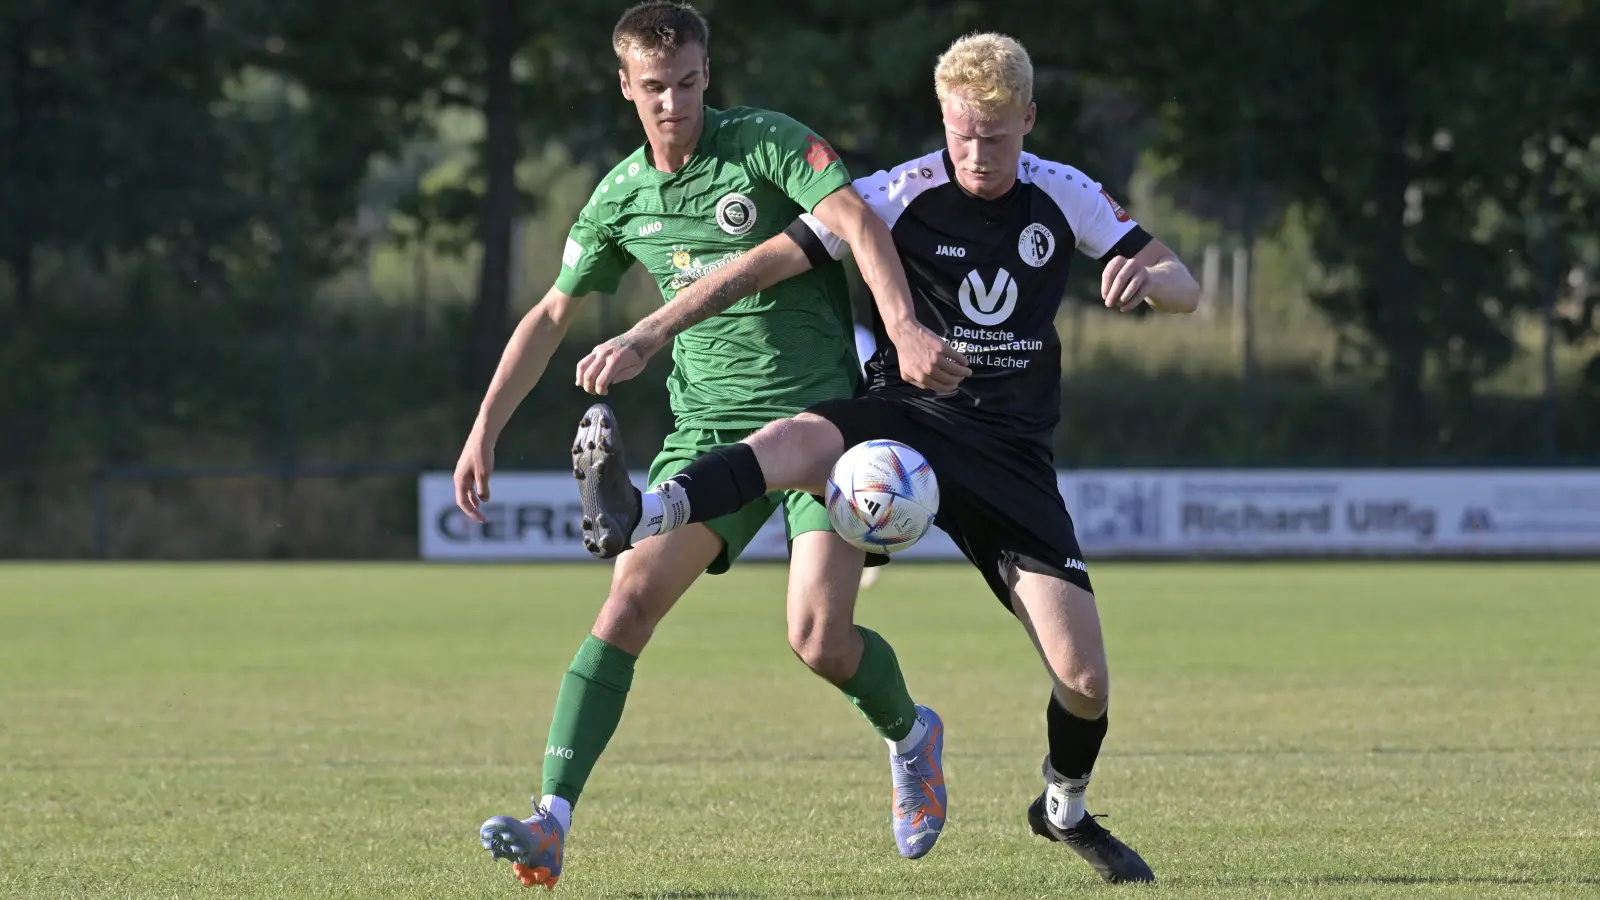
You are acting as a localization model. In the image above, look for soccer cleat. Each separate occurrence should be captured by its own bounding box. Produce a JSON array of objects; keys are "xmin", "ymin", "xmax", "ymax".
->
[
  {"xmin": 480, "ymin": 809, "xmax": 566, "ymax": 890},
  {"xmin": 1027, "ymin": 790, "xmax": 1155, "ymax": 883},
  {"xmin": 572, "ymin": 403, "xmax": 641, "ymax": 559},
  {"xmin": 890, "ymin": 704, "xmax": 947, "ymax": 859}
]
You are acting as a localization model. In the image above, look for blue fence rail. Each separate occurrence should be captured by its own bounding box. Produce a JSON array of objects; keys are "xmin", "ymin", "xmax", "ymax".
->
[{"xmin": 82, "ymin": 458, "xmax": 1600, "ymax": 561}]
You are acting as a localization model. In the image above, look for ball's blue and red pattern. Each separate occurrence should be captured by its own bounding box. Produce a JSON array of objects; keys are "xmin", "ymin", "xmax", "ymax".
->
[{"xmin": 824, "ymin": 440, "xmax": 940, "ymax": 554}]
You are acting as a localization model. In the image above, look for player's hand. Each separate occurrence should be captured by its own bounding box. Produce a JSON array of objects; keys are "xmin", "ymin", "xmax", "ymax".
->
[
  {"xmin": 576, "ymin": 336, "xmax": 657, "ymax": 395},
  {"xmin": 454, "ymin": 430, "xmax": 495, "ymax": 523},
  {"xmin": 1102, "ymin": 256, "xmax": 1151, "ymax": 312},
  {"xmin": 891, "ymin": 323, "xmax": 971, "ymax": 394}
]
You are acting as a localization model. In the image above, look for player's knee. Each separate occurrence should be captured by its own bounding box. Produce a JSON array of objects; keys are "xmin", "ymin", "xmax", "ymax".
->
[
  {"xmin": 787, "ymin": 609, "xmax": 855, "ymax": 682},
  {"xmin": 786, "ymin": 611, "xmax": 829, "ymax": 670},
  {"xmin": 790, "ymin": 413, "xmax": 844, "ymax": 462},
  {"xmin": 747, "ymin": 415, "xmax": 841, "ymax": 494},
  {"xmin": 1053, "ymin": 664, "xmax": 1110, "ymax": 718},
  {"xmin": 592, "ymin": 579, "xmax": 671, "ymax": 652}
]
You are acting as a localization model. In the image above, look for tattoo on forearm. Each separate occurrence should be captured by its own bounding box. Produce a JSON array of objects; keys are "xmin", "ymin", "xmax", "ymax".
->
[
  {"xmin": 615, "ymin": 259, "xmax": 762, "ymax": 354},
  {"xmin": 608, "ymin": 333, "xmax": 644, "ymax": 354},
  {"xmin": 667, "ymin": 269, "xmax": 758, "ymax": 337}
]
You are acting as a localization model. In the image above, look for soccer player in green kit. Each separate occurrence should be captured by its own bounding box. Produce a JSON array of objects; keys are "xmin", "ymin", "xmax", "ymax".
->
[{"xmin": 458, "ymin": 2, "xmax": 967, "ymax": 890}]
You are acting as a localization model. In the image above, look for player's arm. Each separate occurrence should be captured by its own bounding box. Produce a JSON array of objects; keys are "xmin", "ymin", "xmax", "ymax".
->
[
  {"xmin": 473, "ymin": 286, "xmax": 589, "ymax": 443},
  {"xmin": 750, "ymin": 115, "xmax": 966, "ymax": 392},
  {"xmin": 1103, "ymin": 238, "xmax": 1200, "ymax": 314},
  {"xmin": 627, "ymin": 233, "xmax": 813, "ymax": 344},
  {"xmin": 576, "ymin": 232, "xmax": 812, "ymax": 395},
  {"xmin": 582, "ymin": 182, "xmax": 890, "ymax": 362},
  {"xmin": 1057, "ymin": 170, "xmax": 1200, "ymax": 315},
  {"xmin": 577, "ymin": 181, "xmax": 966, "ymax": 394},
  {"xmin": 802, "ymin": 188, "xmax": 967, "ymax": 392},
  {"xmin": 456, "ymin": 286, "xmax": 587, "ymax": 520},
  {"xmin": 457, "ymin": 213, "xmax": 629, "ymax": 521}
]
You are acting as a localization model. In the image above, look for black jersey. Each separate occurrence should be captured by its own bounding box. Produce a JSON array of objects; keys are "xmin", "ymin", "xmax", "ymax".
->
[{"xmin": 787, "ymin": 149, "xmax": 1151, "ymax": 455}]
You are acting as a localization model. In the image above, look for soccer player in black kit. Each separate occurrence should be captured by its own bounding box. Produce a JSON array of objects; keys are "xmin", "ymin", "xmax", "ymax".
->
[{"xmin": 571, "ymin": 32, "xmax": 1199, "ymax": 883}]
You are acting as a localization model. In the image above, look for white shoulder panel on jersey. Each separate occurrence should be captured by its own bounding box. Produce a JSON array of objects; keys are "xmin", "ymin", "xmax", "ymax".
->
[
  {"xmin": 1020, "ymin": 152, "xmax": 1139, "ymax": 260},
  {"xmin": 797, "ymin": 150, "xmax": 948, "ymax": 260}
]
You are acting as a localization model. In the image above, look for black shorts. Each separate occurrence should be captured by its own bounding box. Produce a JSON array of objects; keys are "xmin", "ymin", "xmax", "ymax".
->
[{"xmin": 806, "ymin": 395, "xmax": 1092, "ymax": 612}]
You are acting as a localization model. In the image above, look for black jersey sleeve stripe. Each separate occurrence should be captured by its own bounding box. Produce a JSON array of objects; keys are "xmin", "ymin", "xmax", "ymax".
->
[
  {"xmin": 1098, "ymin": 225, "xmax": 1154, "ymax": 262},
  {"xmin": 784, "ymin": 216, "xmax": 835, "ymax": 270}
]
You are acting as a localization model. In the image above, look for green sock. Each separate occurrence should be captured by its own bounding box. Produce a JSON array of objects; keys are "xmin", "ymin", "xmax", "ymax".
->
[
  {"xmin": 540, "ymin": 635, "xmax": 637, "ymax": 805},
  {"xmin": 837, "ymin": 626, "xmax": 918, "ymax": 742}
]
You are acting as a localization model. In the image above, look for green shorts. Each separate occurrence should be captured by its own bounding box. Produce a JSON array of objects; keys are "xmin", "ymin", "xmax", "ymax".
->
[{"xmin": 650, "ymin": 425, "xmax": 888, "ymax": 575}]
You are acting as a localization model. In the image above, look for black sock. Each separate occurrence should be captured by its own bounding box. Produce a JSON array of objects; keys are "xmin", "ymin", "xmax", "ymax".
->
[
  {"xmin": 1046, "ymin": 692, "xmax": 1108, "ymax": 780},
  {"xmin": 663, "ymin": 443, "xmax": 769, "ymax": 525}
]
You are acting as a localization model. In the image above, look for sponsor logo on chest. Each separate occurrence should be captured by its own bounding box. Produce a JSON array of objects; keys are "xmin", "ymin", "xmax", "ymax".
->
[
  {"xmin": 666, "ymin": 244, "xmax": 746, "ymax": 293},
  {"xmin": 957, "ymin": 268, "xmax": 1019, "ymax": 326}
]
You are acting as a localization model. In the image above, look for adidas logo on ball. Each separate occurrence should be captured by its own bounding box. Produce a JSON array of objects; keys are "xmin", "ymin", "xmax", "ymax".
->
[{"xmin": 824, "ymin": 440, "xmax": 940, "ymax": 554}]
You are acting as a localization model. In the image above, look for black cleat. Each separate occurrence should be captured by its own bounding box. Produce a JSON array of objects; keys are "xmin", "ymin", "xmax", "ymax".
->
[
  {"xmin": 1028, "ymin": 793, "xmax": 1155, "ymax": 884},
  {"xmin": 572, "ymin": 403, "xmax": 642, "ymax": 560}
]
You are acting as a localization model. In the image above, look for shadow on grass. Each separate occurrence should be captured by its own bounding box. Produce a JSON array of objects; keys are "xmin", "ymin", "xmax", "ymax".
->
[
  {"xmin": 1224, "ymin": 875, "xmax": 1600, "ymax": 887},
  {"xmin": 623, "ymin": 893, "xmax": 759, "ymax": 900}
]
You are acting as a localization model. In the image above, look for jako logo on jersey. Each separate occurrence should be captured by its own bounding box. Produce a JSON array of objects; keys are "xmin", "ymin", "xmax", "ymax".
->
[
  {"xmin": 936, "ymin": 245, "xmax": 967, "ymax": 258},
  {"xmin": 957, "ymin": 268, "xmax": 1019, "ymax": 327},
  {"xmin": 715, "ymin": 192, "xmax": 757, "ymax": 235},
  {"xmin": 545, "ymin": 745, "xmax": 575, "ymax": 759},
  {"xmin": 638, "ymin": 221, "xmax": 663, "ymax": 236},
  {"xmin": 1017, "ymin": 223, "xmax": 1056, "ymax": 268}
]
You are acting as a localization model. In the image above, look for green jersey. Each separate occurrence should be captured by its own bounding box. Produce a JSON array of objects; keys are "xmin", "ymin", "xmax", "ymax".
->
[{"xmin": 555, "ymin": 105, "xmax": 860, "ymax": 430}]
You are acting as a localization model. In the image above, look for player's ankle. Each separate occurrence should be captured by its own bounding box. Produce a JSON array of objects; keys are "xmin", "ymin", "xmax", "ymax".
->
[
  {"xmin": 631, "ymin": 488, "xmax": 666, "ymax": 543},
  {"xmin": 539, "ymin": 794, "xmax": 573, "ymax": 834},
  {"xmin": 1042, "ymin": 760, "xmax": 1090, "ymax": 828},
  {"xmin": 632, "ymin": 481, "xmax": 693, "ymax": 544},
  {"xmin": 887, "ymin": 714, "xmax": 929, "ymax": 756}
]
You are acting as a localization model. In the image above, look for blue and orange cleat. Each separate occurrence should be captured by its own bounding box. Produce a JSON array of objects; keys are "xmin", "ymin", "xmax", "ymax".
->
[
  {"xmin": 480, "ymin": 807, "xmax": 565, "ymax": 890},
  {"xmin": 890, "ymin": 704, "xmax": 947, "ymax": 859}
]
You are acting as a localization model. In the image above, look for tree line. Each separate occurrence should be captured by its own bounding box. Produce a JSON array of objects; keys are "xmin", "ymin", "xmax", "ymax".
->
[{"xmin": 2, "ymin": 0, "xmax": 1598, "ymax": 475}]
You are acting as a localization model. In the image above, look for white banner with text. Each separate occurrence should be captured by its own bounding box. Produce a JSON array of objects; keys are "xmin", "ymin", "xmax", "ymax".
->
[{"xmin": 418, "ymin": 469, "xmax": 1600, "ymax": 560}]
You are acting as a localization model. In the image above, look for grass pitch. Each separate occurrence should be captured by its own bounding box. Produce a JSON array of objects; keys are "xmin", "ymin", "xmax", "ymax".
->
[{"xmin": 2, "ymin": 562, "xmax": 1597, "ymax": 899}]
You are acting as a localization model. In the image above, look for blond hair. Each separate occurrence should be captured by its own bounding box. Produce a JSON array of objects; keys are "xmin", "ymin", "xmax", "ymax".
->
[{"xmin": 934, "ymin": 33, "xmax": 1034, "ymax": 117}]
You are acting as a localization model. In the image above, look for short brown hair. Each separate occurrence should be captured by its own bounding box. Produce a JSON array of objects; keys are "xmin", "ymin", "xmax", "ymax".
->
[{"xmin": 612, "ymin": 1, "xmax": 710, "ymax": 64}]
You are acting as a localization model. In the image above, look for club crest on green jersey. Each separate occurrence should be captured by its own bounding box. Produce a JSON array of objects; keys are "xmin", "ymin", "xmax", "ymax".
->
[{"xmin": 715, "ymin": 192, "xmax": 757, "ymax": 235}]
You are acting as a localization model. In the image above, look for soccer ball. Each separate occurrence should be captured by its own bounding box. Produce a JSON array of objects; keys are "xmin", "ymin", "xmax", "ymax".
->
[{"xmin": 824, "ymin": 440, "xmax": 939, "ymax": 554}]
